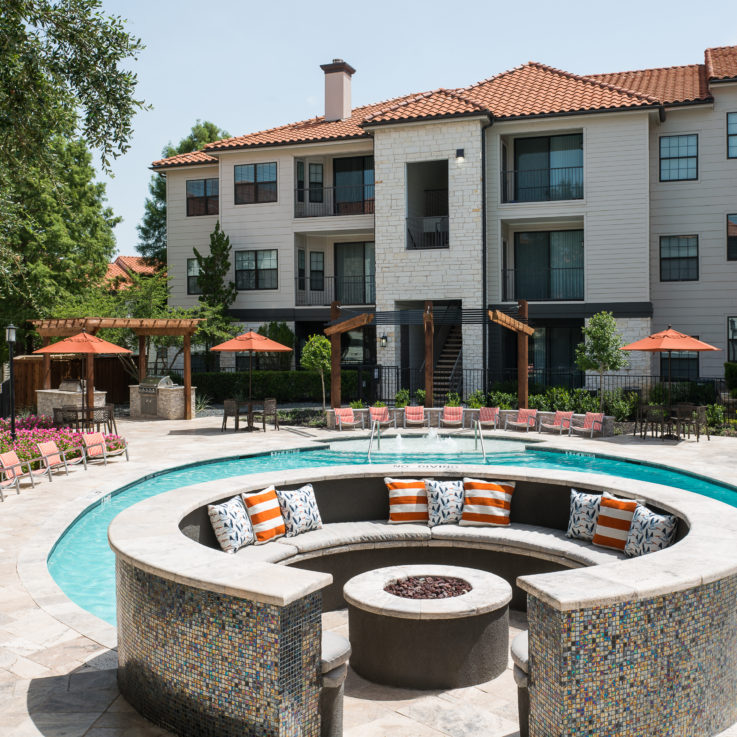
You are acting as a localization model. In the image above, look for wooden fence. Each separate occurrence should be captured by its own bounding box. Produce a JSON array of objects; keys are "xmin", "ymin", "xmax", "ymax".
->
[{"xmin": 12, "ymin": 355, "xmax": 136, "ymax": 410}]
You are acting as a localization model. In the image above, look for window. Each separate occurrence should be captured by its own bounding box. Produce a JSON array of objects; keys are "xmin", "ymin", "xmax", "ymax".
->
[
  {"xmin": 334, "ymin": 156, "xmax": 374, "ymax": 214},
  {"xmin": 186, "ymin": 178, "xmax": 218, "ymax": 216},
  {"xmin": 659, "ymin": 135, "xmax": 697, "ymax": 181},
  {"xmin": 728, "ymin": 113, "xmax": 737, "ymax": 158},
  {"xmin": 235, "ymin": 249, "xmax": 278, "ymax": 290},
  {"xmin": 660, "ymin": 235, "xmax": 698, "ymax": 281},
  {"xmin": 512, "ymin": 134, "xmax": 583, "ymax": 202},
  {"xmin": 728, "ymin": 215, "xmax": 737, "ymax": 261},
  {"xmin": 297, "ymin": 249, "xmax": 305, "ymax": 290},
  {"xmin": 661, "ymin": 346, "xmax": 699, "ymax": 380},
  {"xmin": 310, "ymin": 252, "xmax": 324, "ymax": 291},
  {"xmin": 234, "ymin": 162, "xmax": 277, "ymax": 204},
  {"xmin": 296, "ymin": 161, "xmax": 304, "ymax": 203},
  {"xmin": 186, "ymin": 258, "xmax": 201, "ymax": 294},
  {"xmin": 309, "ymin": 163, "xmax": 324, "ymax": 203},
  {"xmin": 729, "ymin": 317, "xmax": 737, "ymax": 362}
]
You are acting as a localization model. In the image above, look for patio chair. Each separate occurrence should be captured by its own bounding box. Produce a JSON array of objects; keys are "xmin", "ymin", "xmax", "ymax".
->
[
  {"xmin": 222, "ymin": 399, "xmax": 249, "ymax": 432},
  {"xmin": 478, "ymin": 407, "xmax": 500, "ymax": 430},
  {"xmin": 82, "ymin": 432, "xmax": 129, "ymax": 465},
  {"xmin": 403, "ymin": 405, "xmax": 428, "ymax": 428},
  {"xmin": 0, "ymin": 470, "xmax": 20, "ymax": 502},
  {"xmin": 641, "ymin": 405, "xmax": 667, "ymax": 439},
  {"xmin": 37, "ymin": 440, "xmax": 87, "ymax": 478},
  {"xmin": 538, "ymin": 410, "xmax": 574, "ymax": 435},
  {"xmin": 570, "ymin": 412, "xmax": 604, "ymax": 438},
  {"xmin": 504, "ymin": 408, "xmax": 537, "ymax": 432},
  {"xmin": 369, "ymin": 406, "xmax": 396, "ymax": 429},
  {"xmin": 0, "ymin": 450, "xmax": 50, "ymax": 488},
  {"xmin": 334, "ymin": 407, "xmax": 364, "ymax": 431},
  {"xmin": 252, "ymin": 398, "xmax": 279, "ymax": 431},
  {"xmin": 671, "ymin": 403, "xmax": 698, "ymax": 440},
  {"xmin": 695, "ymin": 405, "xmax": 710, "ymax": 442},
  {"xmin": 439, "ymin": 406, "xmax": 463, "ymax": 428}
]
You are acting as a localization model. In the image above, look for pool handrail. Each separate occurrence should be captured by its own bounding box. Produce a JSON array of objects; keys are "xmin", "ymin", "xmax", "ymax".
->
[{"xmin": 473, "ymin": 420, "xmax": 487, "ymax": 462}]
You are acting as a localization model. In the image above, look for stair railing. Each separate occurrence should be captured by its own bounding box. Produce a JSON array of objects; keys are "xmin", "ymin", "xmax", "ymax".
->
[{"xmin": 448, "ymin": 349, "xmax": 463, "ymax": 396}]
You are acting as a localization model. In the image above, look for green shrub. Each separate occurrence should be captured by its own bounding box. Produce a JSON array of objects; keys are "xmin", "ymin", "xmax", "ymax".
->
[
  {"xmin": 528, "ymin": 393, "xmax": 550, "ymax": 411},
  {"xmin": 725, "ymin": 362, "xmax": 737, "ymax": 391},
  {"xmin": 349, "ymin": 400, "xmax": 365, "ymax": 409},
  {"xmin": 414, "ymin": 388, "xmax": 426, "ymax": 406},
  {"xmin": 395, "ymin": 388, "xmax": 410, "ymax": 408},
  {"xmin": 570, "ymin": 388, "xmax": 599, "ymax": 414},
  {"xmin": 466, "ymin": 389, "xmax": 486, "ymax": 409},
  {"xmin": 544, "ymin": 386, "xmax": 575, "ymax": 412},
  {"xmin": 706, "ymin": 403, "xmax": 725, "ymax": 427},
  {"xmin": 445, "ymin": 392, "xmax": 461, "ymax": 407},
  {"xmin": 487, "ymin": 391, "xmax": 517, "ymax": 409},
  {"xmin": 602, "ymin": 389, "xmax": 639, "ymax": 421},
  {"xmin": 373, "ymin": 400, "xmax": 386, "ymax": 407}
]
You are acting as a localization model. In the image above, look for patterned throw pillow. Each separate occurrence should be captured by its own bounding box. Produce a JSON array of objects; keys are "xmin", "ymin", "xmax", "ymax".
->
[
  {"xmin": 592, "ymin": 492, "xmax": 638, "ymax": 551},
  {"xmin": 241, "ymin": 486, "xmax": 287, "ymax": 544},
  {"xmin": 624, "ymin": 504, "xmax": 678, "ymax": 557},
  {"xmin": 276, "ymin": 484, "xmax": 323, "ymax": 537},
  {"xmin": 566, "ymin": 489, "xmax": 601, "ymax": 541},
  {"xmin": 425, "ymin": 479, "xmax": 464, "ymax": 527},
  {"xmin": 208, "ymin": 496, "xmax": 254, "ymax": 554},
  {"xmin": 385, "ymin": 478, "xmax": 428, "ymax": 524},
  {"xmin": 460, "ymin": 478, "xmax": 515, "ymax": 526}
]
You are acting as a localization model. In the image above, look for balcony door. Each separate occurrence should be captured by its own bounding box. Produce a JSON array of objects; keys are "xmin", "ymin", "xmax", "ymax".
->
[
  {"xmin": 335, "ymin": 242, "xmax": 375, "ymax": 304},
  {"xmin": 513, "ymin": 230, "xmax": 583, "ymax": 300},
  {"xmin": 514, "ymin": 134, "xmax": 583, "ymax": 201},
  {"xmin": 333, "ymin": 156, "xmax": 374, "ymax": 215}
]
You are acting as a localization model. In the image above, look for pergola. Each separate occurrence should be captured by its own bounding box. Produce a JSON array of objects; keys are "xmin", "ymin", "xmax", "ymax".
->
[{"xmin": 31, "ymin": 318, "xmax": 202, "ymax": 419}]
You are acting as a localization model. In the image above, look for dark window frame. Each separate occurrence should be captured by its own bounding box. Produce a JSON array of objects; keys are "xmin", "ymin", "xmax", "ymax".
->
[
  {"xmin": 234, "ymin": 162, "xmax": 278, "ymax": 204},
  {"xmin": 660, "ymin": 235, "xmax": 699, "ymax": 282},
  {"xmin": 659, "ymin": 134, "xmax": 698, "ymax": 182},
  {"xmin": 186, "ymin": 178, "xmax": 218, "ymax": 216},
  {"xmin": 309, "ymin": 251, "xmax": 324, "ymax": 291},
  {"xmin": 234, "ymin": 249, "xmax": 278, "ymax": 290},
  {"xmin": 728, "ymin": 317, "xmax": 737, "ymax": 362},
  {"xmin": 309, "ymin": 163, "xmax": 324, "ymax": 203},
  {"xmin": 727, "ymin": 214, "xmax": 737, "ymax": 261},
  {"xmin": 297, "ymin": 249, "xmax": 305, "ymax": 291},
  {"xmin": 660, "ymin": 349, "xmax": 699, "ymax": 380},
  {"xmin": 728, "ymin": 113, "xmax": 737, "ymax": 159},
  {"xmin": 296, "ymin": 161, "xmax": 305, "ymax": 203},
  {"xmin": 186, "ymin": 258, "xmax": 202, "ymax": 295}
]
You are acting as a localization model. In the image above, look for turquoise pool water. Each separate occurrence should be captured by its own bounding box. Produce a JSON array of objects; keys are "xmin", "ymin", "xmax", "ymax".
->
[{"xmin": 47, "ymin": 443, "xmax": 737, "ymax": 626}]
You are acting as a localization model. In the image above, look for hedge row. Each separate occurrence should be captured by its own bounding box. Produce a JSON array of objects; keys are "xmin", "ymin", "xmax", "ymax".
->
[{"xmin": 172, "ymin": 370, "xmax": 359, "ymax": 403}]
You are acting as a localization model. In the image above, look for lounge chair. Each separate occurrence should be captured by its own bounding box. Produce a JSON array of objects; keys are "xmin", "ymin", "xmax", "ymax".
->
[
  {"xmin": 538, "ymin": 410, "xmax": 574, "ymax": 435},
  {"xmin": 334, "ymin": 407, "xmax": 364, "ymax": 430},
  {"xmin": 478, "ymin": 407, "xmax": 500, "ymax": 430},
  {"xmin": 0, "ymin": 449, "xmax": 50, "ymax": 487},
  {"xmin": 403, "ymin": 405, "xmax": 428, "ymax": 428},
  {"xmin": 570, "ymin": 412, "xmax": 604, "ymax": 438},
  {"xmin": 37, "ymin": 440, "xmax": 87, "ymax": 478},
  {"xmin": 504, "ymin": 408, "xmax": 538, "ymax": 432},
  {"xmin": 252, "ymin": 398, "xmax": 279, "ymax": 431},
  {"xmin": 83, "ymin": 432, "xmax": 130, "ymax": 464},
  {"xmin": 0, "ymin": 470, "xmax": 20, "ymax": 502},
  {"xmin": 439, "ymin": 406, "xmax": 463, "ymax": 428},
  {"xmin": 369, "ymin": 406, "xmax": 396, "ymax": 429}
]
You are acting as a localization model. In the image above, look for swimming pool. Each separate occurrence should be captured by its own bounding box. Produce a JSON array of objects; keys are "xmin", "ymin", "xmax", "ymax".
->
[{"xmin": 47, "ymin": 440, "xmax": 737, "ymax": 626}]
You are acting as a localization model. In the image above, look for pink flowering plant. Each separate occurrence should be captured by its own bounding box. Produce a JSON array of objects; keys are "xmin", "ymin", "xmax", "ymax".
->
[{"xmin": 0, "ymin": 415, "xmax": 125, "ymax": 469}]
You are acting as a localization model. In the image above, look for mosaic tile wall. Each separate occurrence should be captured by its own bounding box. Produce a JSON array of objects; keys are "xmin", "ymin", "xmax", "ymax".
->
[
  {"xmin": 116, "ymin": 559, "xmax": 322, "ymax": 737},
  {"xmin": 527, "ymin": 575, "xmax": 737, "ymax": 737}
]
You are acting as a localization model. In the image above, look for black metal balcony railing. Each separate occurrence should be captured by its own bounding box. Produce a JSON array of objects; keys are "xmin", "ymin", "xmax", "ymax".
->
[
  {"xmin": 295, "ymin": 275, "xmax": 375, "ymax": 306},
  {"xmin": 294, "ymin": 185, "xmax": 375, "ymax": 218},
  {"xmin": 501, "ymin": 166, "xmax": 583, "ymax": 203},
  {"xmin": 502, "ymin": 267, "xmax": 584, "ymax": 301},
  {"xmin": 406, "ymin": 216, "xmax": 449, "ymax": 250}
]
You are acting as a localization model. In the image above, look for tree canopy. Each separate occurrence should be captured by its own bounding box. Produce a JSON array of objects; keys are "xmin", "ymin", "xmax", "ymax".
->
[
  {"xmin": 137, "ymin": 120, "xmax": 229, "ymax": 263},
  {"xmin": 300, "ymin": 334, "xmax": 331, "ymax": 410}
]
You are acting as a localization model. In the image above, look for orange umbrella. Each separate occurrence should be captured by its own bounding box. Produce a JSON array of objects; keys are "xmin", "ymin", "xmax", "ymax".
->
[
  {"xmin": 211, "ymin": 331, "xmax": 292, "ymax": 402},
  {"xmin": 34, "ymin": 331, "xmax": 131, "ymax": 413},
  {"xmin": 621, "ymin": 326, "xmax": 719, "ymax": 407}
]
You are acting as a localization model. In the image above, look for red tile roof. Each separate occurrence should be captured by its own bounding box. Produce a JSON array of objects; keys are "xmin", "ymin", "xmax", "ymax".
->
[
  {"xmin": 362, "ymin": 89, "xmax": 490, "ymax": 125},
  {"xmin": 104, "ymin": 261, "xmax": 128, "ymax": 283},
  {"xmin": 705, "ymin": 45, "xmax": 737, "ymax": 81},
  {"xmin": 151, "ymin": 150, "xmax": 217, "ymax": 169},
  {"xmin": 104, "ymin": 256, "xmax": 160, "ymax": 288}
]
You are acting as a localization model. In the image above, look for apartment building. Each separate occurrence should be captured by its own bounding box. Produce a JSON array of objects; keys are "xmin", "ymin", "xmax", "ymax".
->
[{"xmin": 153, "ymin": 47, "xmax": 737, "ymax": 385}]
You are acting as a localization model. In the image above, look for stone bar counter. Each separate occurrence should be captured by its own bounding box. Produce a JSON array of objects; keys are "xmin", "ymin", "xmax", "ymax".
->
[{"xmin": 36, "ymin": 388, "xmax": 106, "ymax": 418}]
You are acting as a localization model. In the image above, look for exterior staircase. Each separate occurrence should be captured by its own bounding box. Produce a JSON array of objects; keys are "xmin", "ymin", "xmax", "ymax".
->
[{"xmin": 433, "ymin": 325, "xmax": 462, "ymax": 404}]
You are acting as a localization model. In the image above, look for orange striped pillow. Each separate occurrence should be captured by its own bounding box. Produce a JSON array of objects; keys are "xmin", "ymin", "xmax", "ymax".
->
[
  {"xmin": 241, "ymin": 486, "xmax": 286, "ymax": 543},
  {"xmin": 385, "ymin": 477, "xmax": 428, "ymax": 524},
  {"xmin": 592, "ymin": 493, "xmax": 638, "ymax": 551},
  {"xmin": 460, "ymin": 478, "xmax": 515, "ymax": 526}
]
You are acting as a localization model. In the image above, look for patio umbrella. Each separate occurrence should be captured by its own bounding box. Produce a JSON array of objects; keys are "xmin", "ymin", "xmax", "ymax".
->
[
  {"xmin": 210, "ymin": 331, "xmax": 292, "ymax": 402},
  {"xmin": 620, "ymin": 326, "xmax": 719, "ymax": 407},
  {"xmin": 34, "ymin": 331, "xmax": 131, "ymax": 413}
]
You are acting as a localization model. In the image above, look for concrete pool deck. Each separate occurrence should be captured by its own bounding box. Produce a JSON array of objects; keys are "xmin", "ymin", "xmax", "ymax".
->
[{"xmin": 1, "ymin": 416, "xmax": 736, "ymax": 737}]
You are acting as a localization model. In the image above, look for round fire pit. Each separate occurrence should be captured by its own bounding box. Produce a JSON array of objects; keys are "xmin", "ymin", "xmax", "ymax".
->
[{"xmin": 343, "ymin": 564, "xmax": 512, "ymax": 689}]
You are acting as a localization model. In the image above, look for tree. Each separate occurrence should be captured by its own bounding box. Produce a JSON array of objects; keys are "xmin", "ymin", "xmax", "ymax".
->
[
  {"xmin": 300, "ymin": 334, "xmax": 331, "ymax": 410},
  {"xmin": 257, "ymin": 322, "xmax": 294, "ymax": 370},
  {"xmin": 0, "ymin": 0, "xmax": 145, "ymax": 301},
  {"xmin": 575, "ymin": 311, "xmax": 629, "ymax": 411},
  {"xmin": 194, "ymin": 222, "xmax": 237, "ymax": 310},
  {"xmin": 137, "ymin": 120, "xmax": 229, "ymax": 263}
]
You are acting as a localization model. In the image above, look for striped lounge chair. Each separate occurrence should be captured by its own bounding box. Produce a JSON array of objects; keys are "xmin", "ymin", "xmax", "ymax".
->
[
  {"xmin": 538, "ymin": 411, "xmax": 574, "ymax": 435},
  {"xmin": 478, "ymin": 407, "xmax": 500, "ymax": 430},
  {"xmin": 570, "ymin": 412, "xmax": 604, "ymax": 438},
  {"xmin": 0, "ymin": 449, "xmax": 50, "ymax": 488},
  {"xmin": 369, "ymin": 406, "xmax": 396, "ymax": 429},
  {"xmin": 37, "ymin": 440, "xmax": 87, "ymax": 478},
  {"xmin": 504, "ymin": 408, "xmax": 538, "ymax": 432},
  {"xmin": 440, "ymin": 406, "xmax": 463, "ymax": 428},
  {"xmin": 403, "ymin": 405, "xmax": 428, "ymax": 428},
  {"xmin": 334, "ymin": 407, "xmax": 364, "ymax": 431}
]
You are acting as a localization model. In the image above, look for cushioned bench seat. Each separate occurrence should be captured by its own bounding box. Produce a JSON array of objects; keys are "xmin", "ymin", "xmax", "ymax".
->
[{"xmin": 236, "ymin": 540, "xmax": 299, "ymax": 562}]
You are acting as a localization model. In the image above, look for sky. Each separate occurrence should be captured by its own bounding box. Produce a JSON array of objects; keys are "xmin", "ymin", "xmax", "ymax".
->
[{"xmin": 96, "ymin": 0, "xmax": 737, "ymax": 256}]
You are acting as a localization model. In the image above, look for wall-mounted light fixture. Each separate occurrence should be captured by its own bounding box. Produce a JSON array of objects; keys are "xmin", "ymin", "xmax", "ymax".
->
[
  {"xmin": 455, "ymin": 148, "xmax": 465, "ymax": 162},
  {"xmin": 380, "ymin": 334, "xmax": 388, "ymax": 348}
]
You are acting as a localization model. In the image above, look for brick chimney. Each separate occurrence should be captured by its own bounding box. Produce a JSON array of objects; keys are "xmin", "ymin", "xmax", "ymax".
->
[{"xmin": 320, "ymin": 59, "xmax": 355, "ymax": 122}]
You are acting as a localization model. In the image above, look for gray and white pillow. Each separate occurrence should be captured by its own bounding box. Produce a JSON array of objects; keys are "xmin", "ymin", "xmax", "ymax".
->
[
  {"xmin": 208, "ymin": 496, "xmax": 254, "ymax": 553},
  {"xmin": 425, "ymin": 479, "xmax": 464, "ymax": 527},
  {"xmin": 566, "ymin": 489, "xmax": 601, "ymax": 541},
  {"xmin": 276, "ymin": 483, "xmax": 323, "ymax": 537},
  {"xmin": 624, "ymin": 505, "xmax": 678, "ymax": 557}
]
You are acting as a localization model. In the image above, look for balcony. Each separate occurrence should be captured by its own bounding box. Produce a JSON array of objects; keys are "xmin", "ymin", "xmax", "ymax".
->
[
  {"xmin": 295, "ymin": 275, "xmax": 375, "ymax": 306},
  {"xmin": 406, "ymin": 216, "xmax": 449, "ymax": 250},
  {"xmin": 294, "ymin": 185, "xmax": 375, "ymax": 218},
  {"xmin": 502, "ymin": 267, "xmax": 584, "ymax": 301},
  {"xmin": 500, "ymin": 166, "xmax": 583, "ymax": 203}
]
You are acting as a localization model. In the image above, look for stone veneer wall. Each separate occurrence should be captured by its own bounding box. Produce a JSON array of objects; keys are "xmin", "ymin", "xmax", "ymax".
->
[
  {"xmin": 527, "ymin": 574, "xmax": 737, "ymax": 737},
  {"xmin": 116, "ymin": 559, "xmax": 322, "ymax": 737}
]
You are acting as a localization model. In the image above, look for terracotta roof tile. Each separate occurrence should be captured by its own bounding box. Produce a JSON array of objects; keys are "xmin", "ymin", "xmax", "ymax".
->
[
  {"xmin": 705, "ymin": 45, "xmax": 737, "ymax": 81},
  {"xmin": 362, "ymin": 89, "xmax": 490, "ymax": 125},
  {"xmin": 151, "ymin": 150, "xmax": 217, "ymax": 169},
  {"xmin": 104, "ymin": 262, "xmax": 129, "ymax": 283},
  {"xmin": 588, "ymin": 65, "xmax": 710, "ymax": 105},
  {"xmin": 116, "ymin": 256, "xmax": 158, "ymax": 276}
]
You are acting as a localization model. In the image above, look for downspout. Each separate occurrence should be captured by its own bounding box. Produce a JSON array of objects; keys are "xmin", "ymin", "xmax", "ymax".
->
[{"xmin": 480, "ymin": 115, "xmax": 494, "ymax": 386}]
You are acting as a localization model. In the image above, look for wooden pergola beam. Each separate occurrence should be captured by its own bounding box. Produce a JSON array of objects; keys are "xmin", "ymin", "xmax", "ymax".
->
[
  {"xmin": 488, "ymin": 302, "xmax": 534, "ymax": 409},
  {"xmin": 424, "ymin": 302, "xmax": 433, "ymax": 407},
  {"xmin": 323, "ymin": 312, "xmax": 374, "ymax": 336},
  {"xmin": 488, "ymin": 309, "xmax": 535, "ymax": 337}
]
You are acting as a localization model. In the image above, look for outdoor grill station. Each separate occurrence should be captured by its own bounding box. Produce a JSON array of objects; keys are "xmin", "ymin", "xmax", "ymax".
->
[{"xmin": 129, "ymin": 375, "xmax": 190, "ymax": 420}]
